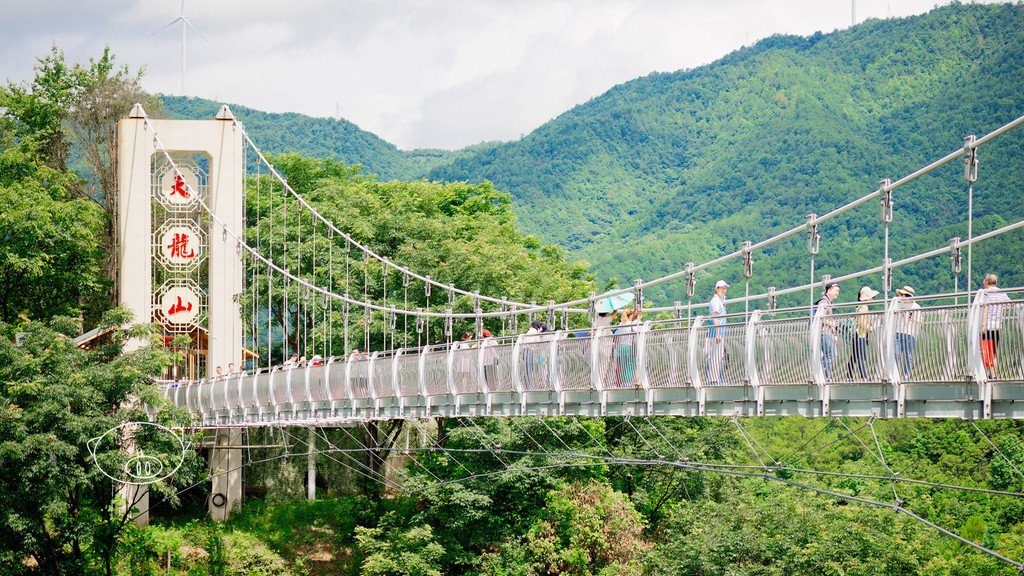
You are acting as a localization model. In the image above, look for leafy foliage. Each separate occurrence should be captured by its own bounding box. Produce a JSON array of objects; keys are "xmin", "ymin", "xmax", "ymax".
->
[
  {"xmin": 0, "ymin": 310, "xmax": 201, "ymax": 575},
  {"xmin": 242, "ymin": 154, "xmax": 595, "ymax": 359},
  {"xmin": 649, "ymin": 481, "xmax": 930, "ymax": 576},
  {"xmin": 0, "ymin": 44, "xmax": 156, "ymax": 326},
  {"xmin": 355, "ymin": 512, "xmax": 446, "ymax": 576},
  {"xmin": 520, "ymin": 482, "xmax": 650, "ymax": 576},
  {"xmin": 0, "ymin": 153, "xmax": 103, "ymax": 323},
  {"xmin": 90, "ymin": 415, "xmax": 1024, "ymax": 576}
]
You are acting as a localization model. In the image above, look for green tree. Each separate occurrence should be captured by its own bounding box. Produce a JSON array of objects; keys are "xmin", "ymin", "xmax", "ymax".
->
[
  {"xmin": 0, "ymin": 310, "xmax": 200, "ymax": 576},
  {"xmin": 0, "ymin": 44, "xmax": 82, "ymax": 172},
  {"xmin": 521, "ymin": 482, "xmax": 650, "ymax": 576},
  {"xmin": 355, "ymin": 512, "xmax": 446, "ymax": 576},
  {"xmin": 649, "ymin": 482, "xmax": 928, "ymax": 576},
  {"xmin": 0, "ymin": 151, "xmax": 103, "ymax": 323},
  {"xmin": 67, "ymin": 46, "xmax": 157, "ymax": 309},
  {"xmin": 1, "ymin": 45, "xmax": 156, "ymax": 320}
]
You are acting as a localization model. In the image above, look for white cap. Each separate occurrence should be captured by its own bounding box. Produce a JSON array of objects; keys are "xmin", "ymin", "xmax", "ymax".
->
[{"xmin": 715, "ymin": 280, "xmax": 730, "ymax": 289}]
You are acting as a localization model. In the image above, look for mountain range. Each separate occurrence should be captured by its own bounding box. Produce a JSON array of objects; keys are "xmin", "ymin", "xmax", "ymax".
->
[{"xmin": 161, "ymin": 2, "xmax": 1024, "ymax": 306}]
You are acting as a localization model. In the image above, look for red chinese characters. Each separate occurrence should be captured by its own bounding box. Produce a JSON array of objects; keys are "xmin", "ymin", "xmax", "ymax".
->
[
  {"xmin": 168, "ymin": 296, "xmax": 193, "ymax": 316},
  {"xmin": 167, "ymin": 233, "xmax": 196, "ymax": 259},
  {"xmin": 169, "ymin": 175, "xmax": 190, "ymax": 198}
]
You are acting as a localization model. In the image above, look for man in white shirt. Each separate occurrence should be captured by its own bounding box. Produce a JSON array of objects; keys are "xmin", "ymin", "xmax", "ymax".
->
[
  {"xmin": 706, "ymin": 280, "xmax": 729, "ymax": 385},
  {"xmin": 894, "ymin": 286, "xmax": 922, "ymax": 380},
  {"xmin": 981, "ymin": 273, "xmax": 1012, "ymax": 379}
]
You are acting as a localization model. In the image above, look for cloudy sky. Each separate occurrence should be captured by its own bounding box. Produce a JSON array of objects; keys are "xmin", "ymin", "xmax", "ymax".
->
[{"xmin": 0, "ymin": 0, "xmax": 988, "ymax": 150}]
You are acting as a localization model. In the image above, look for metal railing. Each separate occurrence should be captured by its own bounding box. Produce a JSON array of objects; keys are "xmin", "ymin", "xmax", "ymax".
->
[
  {"xmin": 752, "ymin": 309, "xmax": 817, "ymax": 387},
  {"xmin": 981, "ymin": 298, "xmax": 1024, "ymax": 382},
  {"xmin": 161, "ymin": 288, "xmax": 1024, "ymax": 422},
  {"xmin": 644, "ymin": 320, "xmax": 692, "ymax": 389}
]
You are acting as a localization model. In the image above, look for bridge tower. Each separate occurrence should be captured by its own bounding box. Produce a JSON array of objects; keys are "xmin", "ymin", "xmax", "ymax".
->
[{"xmin": 118, "ymin": 104, "xmax": 245, "ymax": 521}]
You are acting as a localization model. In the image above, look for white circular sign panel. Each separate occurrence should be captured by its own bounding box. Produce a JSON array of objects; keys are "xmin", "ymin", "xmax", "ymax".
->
[
  {"xmin": 160, "ymin": 226, "xmax": 203, "ymax": 263},
  {"xmin": 160, "ymin": 169, "xmax": 199, "ymax": 206},
  {"xmin": 161, "ymin": 286, "xmax": 200, "ymax": 325}
]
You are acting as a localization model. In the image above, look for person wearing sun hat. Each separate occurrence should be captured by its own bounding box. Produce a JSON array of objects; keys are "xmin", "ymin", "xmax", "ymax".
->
[
  {"xmin": 894, "ymin": 285, "xmax": 922, "ymax": 380},
  {"xmin": 705, "ymin": 280, "xmax": 729, "ymax": 385},
  {"xmin": 848, "ymin": 286, "xmax": 880, "ymax": 380}
]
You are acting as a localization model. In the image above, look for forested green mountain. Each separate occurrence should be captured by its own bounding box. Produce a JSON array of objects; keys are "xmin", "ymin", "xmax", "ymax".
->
[
  {"xmin": 423, "ymin": 2, "xmax": 1024, "ymax": 302},
  {"xmin": 162, "ymin": 3, "xmax": 1024, "ymax": 305},
  {"xmin": 158, "ymin": 96, "xmax": 465, "ymax": 180}
]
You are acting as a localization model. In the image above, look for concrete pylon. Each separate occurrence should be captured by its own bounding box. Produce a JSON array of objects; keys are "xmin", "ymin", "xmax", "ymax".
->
[
  {"xmin": 209, "ymin": 428, "xmax": 243, "ymax": 521},
  {"xmin": 120, "ymin": 483, "xmax": 150, "ymax": 527},
  {"xmin": 307, "ymin": 427, "xmax": 317, "ymax": 501},
  {"xmin": 117, "ymin": 104, "xmax": 245, "ymax": 372},
  {"xmin": 118, "ymin": 105, "xmax": 246, "ymax": 521}
]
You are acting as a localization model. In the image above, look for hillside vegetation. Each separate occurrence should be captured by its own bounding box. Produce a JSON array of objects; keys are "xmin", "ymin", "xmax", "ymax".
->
[
  {"xmin": 165, "ymin": 3, "xmax": 1024, "ymax": 305},
  {"xmin": 123, "ymin": 416, "xmax": 1024, "ymax": 576},
  {"xmin": 4, "ymin": 11, "xmax": 1024, "ymax": 575},
  {"xmin": 423, "ymin": 2, "xmax": 1024, "ymax": 302},
  {"xmin": 158, "ymin": 96, "xmax": 464, "ymax": 180}
]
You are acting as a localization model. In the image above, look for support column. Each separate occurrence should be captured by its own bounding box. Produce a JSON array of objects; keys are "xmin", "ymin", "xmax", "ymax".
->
[
  {"xmin": 117, "ymin": 105, "xmax": 155, "ymax": 352},
  {"xmin": 117, "ymin": 104, "xmax": 245, "ymax": 372},
  {"xmin": 117, "ymin": 420, "xmax": 151, "ymax": 526},
  {"xmin": 307, "ymin": 427, "xmax": 317, "ymax": 501},
  {"xmin": 120, "ymin": 483, "xmax": 150, "ymax": 527},
  {"xmin": 209, "ymin": 428, "xmax": 243, "ymax": 521}
]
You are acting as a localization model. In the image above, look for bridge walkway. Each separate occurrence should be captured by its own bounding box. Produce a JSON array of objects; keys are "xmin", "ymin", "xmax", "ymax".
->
[{"xmin": 162, "ymin": 288, "xmax": 1024, "ymax": 423}]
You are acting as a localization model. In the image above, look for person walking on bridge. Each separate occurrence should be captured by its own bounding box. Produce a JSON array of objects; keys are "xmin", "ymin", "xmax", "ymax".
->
[
  {"xmin": 611, "ymin": 308, "xmax": 642, "ymax": 387},
  {"xmin": 522, "ymin": 320, "xmax": 548, "ymax": 390},
  {"xmin": 894, "ymin": 285, "xmax": 922, "ymax": 381},
  {"xmin": 705, "ymin": 280, "xmax": 729, "ymax": 385},
  {"xmin": 981, "ymin": 274, "xmax": 1012, "ymax": 379},
  {"xmin": 455, "ymin": 332, "xmax": 474, "ymax": 391},
  {"xmin": 847, "ymin": 286, "xmax": 879, "ymax": 380},
  {"xmin": 815, "ymin": 283, "xmax": 841, "ymax": 382}
]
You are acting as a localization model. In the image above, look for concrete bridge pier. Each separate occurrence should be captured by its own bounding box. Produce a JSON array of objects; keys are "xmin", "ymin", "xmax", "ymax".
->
[
  {"xmin": 121, "ymin": 483, "xmax": 149, "ymax": 527},
  {"xmin": 307, "ymin": 427, "xmax": 317, "ymax": 501},
  {"xmin": 208, "ymin": 428, "xmax": 243, "ymax": 521}
]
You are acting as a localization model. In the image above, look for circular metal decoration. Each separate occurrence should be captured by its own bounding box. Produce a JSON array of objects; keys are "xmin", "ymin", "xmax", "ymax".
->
[
  {"xmin": 160, "ymin": 285, "xmax": 201, "ymax": 326},
  {"xmin": 87, "ymin": 422, "xmax": 187, "ymax": 486}
]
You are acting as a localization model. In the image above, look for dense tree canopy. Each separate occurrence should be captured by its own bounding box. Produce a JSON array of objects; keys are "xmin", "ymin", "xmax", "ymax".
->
[
  {"xmin": 0, "ymin": 150, "xmax": 102, "ymax": 323},
  {"xmin": 243, "ymin": 154, "xmax": 595, "ymax": 360},
  {"xmin": 0, "ymin": 311, "xmax": 200, "ymax": 576},
  {"xmin": 0, "ymin": 45, "xmax": 155, "ymax": 324}
]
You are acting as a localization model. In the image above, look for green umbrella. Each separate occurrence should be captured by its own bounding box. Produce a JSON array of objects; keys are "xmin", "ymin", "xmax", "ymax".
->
[{"xmin": 595, "ymin": 291, "xmax": 635, "ymax": 314}]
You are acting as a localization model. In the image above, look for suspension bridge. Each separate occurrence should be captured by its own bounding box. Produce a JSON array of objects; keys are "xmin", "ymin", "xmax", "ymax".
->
[
  {"xmin": 109, "ymin": 104, "xmax": 1024, "ymax": 541},
  {"xmin": 159, "ymin": 284, "xmax": 1024, "ymax": 423},
  {"xmin": 114, "ymin": 105, "xmax": 1024, "ymax": 425}
]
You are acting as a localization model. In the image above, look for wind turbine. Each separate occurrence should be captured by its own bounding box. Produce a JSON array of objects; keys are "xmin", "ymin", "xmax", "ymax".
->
[{"xmin": 150, "ymin": 0, "xmax": 206, "ymax": 96}]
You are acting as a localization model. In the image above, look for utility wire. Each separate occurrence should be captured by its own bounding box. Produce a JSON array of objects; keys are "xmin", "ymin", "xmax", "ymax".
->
[{"xmin": 972, "ymin": 421, "xmax": 1024, "ymax": 480}]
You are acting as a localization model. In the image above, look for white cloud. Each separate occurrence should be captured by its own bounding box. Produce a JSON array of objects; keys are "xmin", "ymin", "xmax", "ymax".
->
[{"xmin": 0, "ymin": 0, "xmax": 983, "ymax": 149}]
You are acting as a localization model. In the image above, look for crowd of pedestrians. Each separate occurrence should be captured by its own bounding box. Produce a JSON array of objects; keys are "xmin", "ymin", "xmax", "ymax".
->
[
  {"xmin": 195, "ymin": 272, "xmax": 1016, "ymax": 387},
  {"xmin": 807, "ymin": 273, "xmax": 1013, "ymax": 383}
]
